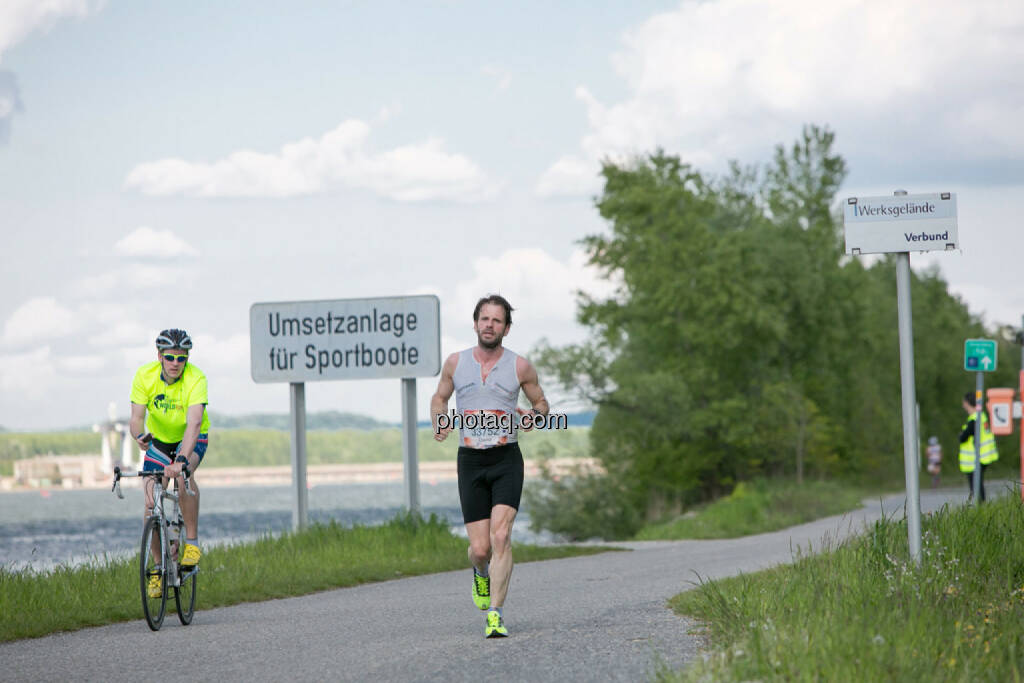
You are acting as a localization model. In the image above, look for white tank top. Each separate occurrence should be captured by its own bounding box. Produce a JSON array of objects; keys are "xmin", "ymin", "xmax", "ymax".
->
[{"xmin": 453, "ymin": 347, "xmax": 521, "ymax": 448}]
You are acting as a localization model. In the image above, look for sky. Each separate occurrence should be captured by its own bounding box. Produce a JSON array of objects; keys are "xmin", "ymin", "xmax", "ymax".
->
[{"xmin": 2, "ymin": 0, "xmax": 1023, "ymax": 431}]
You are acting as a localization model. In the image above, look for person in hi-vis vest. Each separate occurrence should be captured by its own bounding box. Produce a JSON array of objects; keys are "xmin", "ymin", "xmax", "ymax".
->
[{"xmin": 959, "ymin": 391, "xmax": 998, "ymax": 502}]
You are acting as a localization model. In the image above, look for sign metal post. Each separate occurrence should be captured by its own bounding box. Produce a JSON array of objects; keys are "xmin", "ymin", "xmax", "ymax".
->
[
  {"xmin": 250, "ymin": 295, "xmax": 441, "ymax": 529},
  {"xmin": 844, "ymin": 189, "xmax": 958, "ymax": 565}
]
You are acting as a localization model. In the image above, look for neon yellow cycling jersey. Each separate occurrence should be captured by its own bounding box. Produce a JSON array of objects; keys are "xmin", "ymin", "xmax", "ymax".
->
[{"xmin": 130, "ymin": 361, "xmax": 211, "ymax": 443}]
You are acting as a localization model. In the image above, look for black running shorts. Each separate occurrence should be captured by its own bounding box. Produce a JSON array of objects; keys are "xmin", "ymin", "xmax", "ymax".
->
[{"xmin": 457, "ymin": 442, "xmax": 525, "ymax": 524}]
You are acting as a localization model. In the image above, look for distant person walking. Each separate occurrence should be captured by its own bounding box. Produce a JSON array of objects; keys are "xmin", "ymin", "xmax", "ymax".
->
[
  {"xmin": 430, "ymin": 294, "xmax": 550, "ymax": 639},
  {"xmin": 958, "ymin": 392, "xmax": 998, "ymax": 502},
  {"xmin": 130, "ymin": 329, "xmax": 210, "ymax": 597},
  {"xmin": 925, "ymin": 436, "xmax": 942, "ymax": 489}
]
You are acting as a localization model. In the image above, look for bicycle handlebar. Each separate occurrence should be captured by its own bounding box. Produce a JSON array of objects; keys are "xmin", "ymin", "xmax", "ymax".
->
[{"xmin": 110, "ymin": 463, "xmax": 194, "ymax": 499}]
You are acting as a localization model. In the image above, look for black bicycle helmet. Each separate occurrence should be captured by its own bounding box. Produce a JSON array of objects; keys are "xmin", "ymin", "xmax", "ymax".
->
[{"xmin": 155, "ymin": 328, "xmax": 193, "ymax": 350}]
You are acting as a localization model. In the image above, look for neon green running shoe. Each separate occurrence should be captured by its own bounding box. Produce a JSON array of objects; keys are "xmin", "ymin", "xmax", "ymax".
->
[
  {"xmin": 147, "ymin": 572, "xmax": 163, "ymax": 598},
  {"xmin": 471, "ymin": 570, "xmax": 490, "ymax": 610},
  {"xmin": 485, "ymin": 609, "xmax": 508, "ymax": 638}
]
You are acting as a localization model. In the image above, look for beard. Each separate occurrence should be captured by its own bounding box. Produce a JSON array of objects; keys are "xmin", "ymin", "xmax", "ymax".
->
[{"xmin": 476, "ymin": 331, "xmax": 502, "ymax": 349}]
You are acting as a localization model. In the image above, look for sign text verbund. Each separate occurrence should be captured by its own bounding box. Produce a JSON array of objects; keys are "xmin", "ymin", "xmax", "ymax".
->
[
  {"xmin": 844, "ymin": 192, "xmax": 958, "ymax": 255},
  {"xmin": 250, "ymin": 295, "xmax": 441, "ymax": 383}
]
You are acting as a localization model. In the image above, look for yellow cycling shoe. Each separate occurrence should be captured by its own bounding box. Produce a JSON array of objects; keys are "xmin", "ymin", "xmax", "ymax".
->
[
  {"xmin": 147, "ymin": 573, "xmax": 163, "ymax": 598},
  {"xmin": 181, "ymin": 543, "xmax": 201, "ymax": 568}
]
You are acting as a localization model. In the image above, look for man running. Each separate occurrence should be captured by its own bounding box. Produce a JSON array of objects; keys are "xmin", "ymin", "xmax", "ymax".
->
[
  {"xmin": 129, "ymin": 328, "xmax": 210, "ymax": 598},
  {"xmin": 431, "ymin": 294, "xmax": 549, "ymax": 638}
]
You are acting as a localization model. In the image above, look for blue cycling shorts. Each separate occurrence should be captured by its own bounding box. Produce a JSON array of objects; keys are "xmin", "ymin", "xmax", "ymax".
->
[{"xmin": 142, "ymin": 434, "xmax": 208, "ymax": 472}]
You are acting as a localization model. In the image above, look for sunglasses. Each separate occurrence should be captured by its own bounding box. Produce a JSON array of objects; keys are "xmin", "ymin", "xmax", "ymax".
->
[{"xmin": 162, "ymin": 354, "xmax": 189, "ymax": 362}]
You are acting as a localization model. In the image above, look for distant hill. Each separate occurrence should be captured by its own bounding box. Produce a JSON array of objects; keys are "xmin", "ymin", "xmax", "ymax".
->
[
  {"xmin": 414, "ymin": 410, "xmax": 595, "ymax": 429},
  {"xmin": 19, "ymin": 410, "xmax": 595, "ymax": 434},
  {"xmin": 210, "ymin": 410, "xmax": 393, "ymax": 430},
  {"xmin": 217, "ymin": 409, "xmax": 596, "ymax": 430}
]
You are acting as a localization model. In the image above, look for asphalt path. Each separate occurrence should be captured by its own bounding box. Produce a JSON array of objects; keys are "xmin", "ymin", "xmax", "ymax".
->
[{"xmin": 2, "ymin": 483, "xmax": 1003, "ymax": 682}]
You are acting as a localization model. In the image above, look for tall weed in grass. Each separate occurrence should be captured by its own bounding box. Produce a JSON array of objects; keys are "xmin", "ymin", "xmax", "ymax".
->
[
  {"xmin": 667, "ymin": 492, "xmax": 1024, "ymax": 681},
  {"xmin": 0, "ymin": 514, "xmax": 611, "ymax": 642},
  {"xmin": 637, "ymin": 479, "xmax": 868, "ymax": 540}
]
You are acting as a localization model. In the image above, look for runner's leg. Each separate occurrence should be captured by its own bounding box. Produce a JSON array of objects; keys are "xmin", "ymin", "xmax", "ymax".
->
[
  {"xmin": 488, "ymin": 504, "xmax": 517, "ymax": 608},
  {"xmin": 466, "ymin": 518, "xmax": 491, "ymax": 571}
]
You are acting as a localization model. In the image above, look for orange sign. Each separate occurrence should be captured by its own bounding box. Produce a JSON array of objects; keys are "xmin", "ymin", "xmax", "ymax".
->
[{"xmin": 987, "ymin": 388, "xmax": 1014, "ymax": 435}]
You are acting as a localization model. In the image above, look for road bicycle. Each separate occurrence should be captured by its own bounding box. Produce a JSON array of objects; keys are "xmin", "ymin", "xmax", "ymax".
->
[{"xmin": 112, "ymin": 462, "xmax": 198, "ymax": 631}]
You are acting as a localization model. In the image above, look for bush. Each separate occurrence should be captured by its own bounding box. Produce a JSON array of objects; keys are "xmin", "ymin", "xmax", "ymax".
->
[{"xmin": 524, "ymin": 462, "xmax": 642, "ymax": 541}]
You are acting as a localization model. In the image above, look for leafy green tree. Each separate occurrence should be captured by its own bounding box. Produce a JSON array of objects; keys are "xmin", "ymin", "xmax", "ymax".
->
[{"xmin": 528, "ymin": 125, "xmax": 1006, "ymax": 539}]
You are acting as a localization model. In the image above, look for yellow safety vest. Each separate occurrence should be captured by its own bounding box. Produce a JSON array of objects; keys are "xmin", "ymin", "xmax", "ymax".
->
[{"xmin": 959, "ymin": 411, "xmax": 998, "ymax": 472}]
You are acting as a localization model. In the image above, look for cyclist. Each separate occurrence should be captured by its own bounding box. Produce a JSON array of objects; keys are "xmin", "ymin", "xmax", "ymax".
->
[
  {"xmin": 430, "ymin": 294, "xmax": 550, "ymax": 638},
  {"xmin": 129, "ymin": 328, "xmax": 210, "ymax": 597}
]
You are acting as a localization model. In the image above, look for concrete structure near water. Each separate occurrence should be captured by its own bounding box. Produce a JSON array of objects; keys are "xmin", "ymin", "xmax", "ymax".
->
[{"xmin": 12, "ymin": 454, "xmax": 105, "ymax": 489}]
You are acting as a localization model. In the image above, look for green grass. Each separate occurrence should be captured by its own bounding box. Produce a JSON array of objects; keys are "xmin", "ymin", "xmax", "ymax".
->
[
  {"xmin": 636, "ymin": 479, "xmax": 870, "ymax": 540},
  {"xmin": 0, "ymin": 513, "xmax": 617, "ymax": 642},
  {"xmin": 664, "ymin": 493, "xmax": 1024, "ymax": 681}
]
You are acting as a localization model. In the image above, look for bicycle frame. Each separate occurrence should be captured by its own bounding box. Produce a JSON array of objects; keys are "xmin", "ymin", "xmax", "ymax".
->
[{"xmin": 113, "ymin": 468, "xmax": 196, "ymax": 583}]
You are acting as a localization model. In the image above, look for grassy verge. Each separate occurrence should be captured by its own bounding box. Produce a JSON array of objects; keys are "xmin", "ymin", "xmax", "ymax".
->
[
  {"xmin": 0, "ymin": 514, "xmax": 617, "ymax": 642},
  {"xmin": 636, "ymin": 479, "xmax": 871, "ymax": 540},
  {"xmin": 664, "ymin": 493, "xmax": 1024, "ymax": 681}
]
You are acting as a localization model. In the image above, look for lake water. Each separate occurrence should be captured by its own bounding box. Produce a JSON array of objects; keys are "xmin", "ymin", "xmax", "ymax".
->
[{"xmin": 0, "ymin": 480, "xmax": 562, "ymax": 572}]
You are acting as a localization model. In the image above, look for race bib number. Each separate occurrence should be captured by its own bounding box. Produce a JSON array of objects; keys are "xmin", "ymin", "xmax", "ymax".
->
[{"xmin": 461, "ymin": 409, "xmax": 515, "ymax": 448}]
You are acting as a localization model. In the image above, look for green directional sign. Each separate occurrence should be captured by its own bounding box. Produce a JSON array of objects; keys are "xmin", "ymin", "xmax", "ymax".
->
[{"xmin": 964, "ymin": 338, "xmax": 997, "ymax": 372}]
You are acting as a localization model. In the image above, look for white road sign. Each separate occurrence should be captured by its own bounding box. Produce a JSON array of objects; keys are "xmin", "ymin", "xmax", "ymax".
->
[
  {"xmin": 844, "ymin": 192, "xmax": 958, "ymax": 255},
  {"xmin": 250, "ymin": 295, "xmax": 441, "ymax": 383}
]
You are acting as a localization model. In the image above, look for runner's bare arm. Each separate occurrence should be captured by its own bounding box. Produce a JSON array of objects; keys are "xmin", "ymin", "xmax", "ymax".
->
[
  {"xmin": 431, "ymin": 353, "xmax": 459, "ymax": 442},
  {"xmin": 517, "ymin": 356, "xmax": 549, "ymax": 416}
]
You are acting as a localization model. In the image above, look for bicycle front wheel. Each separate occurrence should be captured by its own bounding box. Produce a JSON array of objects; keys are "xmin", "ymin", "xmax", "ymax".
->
[
  {"xmin": 174, "ymin": 539, "xmax": 197, "ymax": 625},
  {"xmin": 140, "ymin": 516, "xmax": 167, "ymax": 631}
]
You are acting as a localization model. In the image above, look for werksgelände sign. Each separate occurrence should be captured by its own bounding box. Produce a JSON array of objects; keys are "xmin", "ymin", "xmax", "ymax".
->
[
  {"xmin": 250, "ymin": 295, "xmax": 441, "ymax": 383},
  {"xmin": 843, "ymin": 192, "xmax": 958, "ymax": 255}
]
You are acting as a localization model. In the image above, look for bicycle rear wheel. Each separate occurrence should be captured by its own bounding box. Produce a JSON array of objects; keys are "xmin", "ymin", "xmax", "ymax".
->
[
  {"xmin": 174, "ymin": 536, "xmax": 197, "ymax": 625},
  {"xmin": 140, "ymin": 516, "xmax": 167, "ymax": 631}
]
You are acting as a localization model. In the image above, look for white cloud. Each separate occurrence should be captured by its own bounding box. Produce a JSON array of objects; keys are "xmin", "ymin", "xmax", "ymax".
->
[
  {"xmin": 124, "ymin": 119, "xmax": 498, "ymax": 202},
  {"xmin": 0, "ymin": 346, "xmax": 57, "ymax": 398},
  {"xmin": 114, "ymin": 226, "xmax": 197, "ymax": 258},
  {"xmin": 481, "ymin": 65, "xmax": 512, "ymax": 92},
  {"xmin": 120, "ymin": 343, "xmax": 155, "ymax": 372},
  {"xmin": 2, "ymin": 297, "xmax": 78, "ymax": 346},
  {"xmin": 0, "ymin": 1, "xmax": 102, "ymax": 142},
  {"xmin": 56, "ymin": 353, "xmax": 106, "ymax": 375},
  {"xmin": 0, "ymin": 0, "xmax": 100, "ymax": 57},
  {"xmin": 72, "ymin": 262, "xmax": 195, "ymax": 298},
  {"xmin": 536, "ymin": 154, "xmax": 602, "ymax": 198},
  {"xmin": 87, "ymin": 321, "xmax": 149, "ymax": 347},
  {"xmin": 72, "ymin": 271, "xmax": 119, "ymax": 298},
  {"xmin": 538, "ymin": 0, "xmax": 1024, "ymax": 196},
  {"xmin": 192, "ymin": 333, "xmax": 250, "ymax": 372},
  {"xmin": 447, "ymin": 247, "xmax": 617, "ymax": 351}
]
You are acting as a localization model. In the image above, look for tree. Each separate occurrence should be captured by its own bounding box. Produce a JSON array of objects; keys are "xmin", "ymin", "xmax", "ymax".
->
[{"xmin": 528, "ymin": 125, "xmax": 999, "ymax": 539}]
